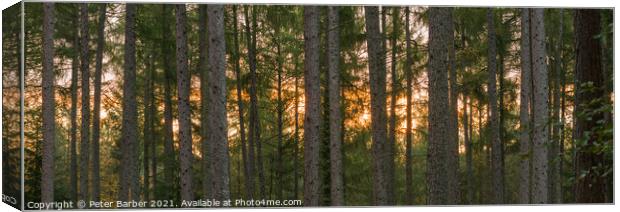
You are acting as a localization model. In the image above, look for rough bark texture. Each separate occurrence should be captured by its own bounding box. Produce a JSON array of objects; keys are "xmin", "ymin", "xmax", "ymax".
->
[
  {"xmin": 198, "ymin": 4, "xmax": 210, "ymax": 200},
  {"xmin": 365, "ymin": 6, "xmax": 389, "ymax": 206},
  {"xmin": 327, "ymin": 6, "xmax": 344, "ymax": 206},
  {"xmin": 404, "ymin": 7, "xmax": 414, "ymax": 205},
  {"xmin": 518, "ymin": 8, "xmax": 532, "ymax": 204},
  {"xmin": 79, "ymin": 3, "xmax": 91, "ymax": 203},
  {"xmin": 303, "ymin": 6, "xmax": 321, "ymax": 206},
  {"xmin": 427, "ymin": 7, "xmax": 451, "ymax": 205},
  {"xmin": 206, "ymin": 4, "xmax": 231, "ymax": 202},
  {"xmin": 41, "ymin": 2, "xmax": 55, "ymax": 203},
  {"xmin": 531, "ymin": 8, "xmax": 549, "ymax": 204},
  {"xmin": 574, "ymin": 9, "xmax": 606, "ymax": 203},
  {"xmin": 487, "ymin": 9, "xmax": 504, "ymax": 204},
  {"xmin": 447, "ymin": 9, "xmax": 460, "ymax": 204},
  {"xmin": 91, "ymin": 4, "xmax": 106, "ymax": 202},
  {"xmin": 175, "ymin": 4, "xmax": 194, "ymax": 203},
  {"xmin": 120, "ymin": 3, "xmax": 139, "ymax": 202}
]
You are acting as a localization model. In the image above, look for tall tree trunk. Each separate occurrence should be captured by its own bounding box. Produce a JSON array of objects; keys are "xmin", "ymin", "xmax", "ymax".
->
[
  {"xmin": 293, "ymin": 61, "xmax": 300, "ymax": 200},
  {"xmin": 461, "ymin": 22, "xmax": 473, "ymax": 205},
  {"xmin": 120, "ymin": 3, "xmax": 139, "ymax": 202},
  {"xmin": 303, "ymin": 6, "xmax": 321, "ymax": 206},
  {"xmin": 387, "ymin": 7, "xmax": 399, "ymax": 205},
  {"xmin": 573, "ymin": 9, "xmax": 606, "ymax": 203},
  {"xmin": 274, "ymin": 12, "xmax": 285, "ymax": 201},
  {"xmin": 531, "ymin": 8, "xmax": 549, "ymax": 204},
  {"xmin": 161, "ymin": 4, "xmax": 176, "ymax": 200},
  {"xmin": 365, "ymin": 6, "xmax": 389, "ymax": 206},
  {"xmin": 487, "ymin": 9, "xmax": 503, "ymax": 204},
  {"xmin": 327, "ymin": 6, "xmax": 344, "ymax": 206},
  {"xmin": 91, "ymin": 3, "xmax": 106, "ymax": 202},
  {"xmin": 79, "ymin": 3, "xmax": 91, "ymax": 203},
  {"xmin": 206, "ymin": 5, "xmax": 230, "ymax": 202},
  {"xmin": 447, "ymin": 9, "xmax": 460, "ymax": 204},
  {"xmin": 427, "ymin": 7, "xmax": 452, "ymax": 205},
  {"xmin": 198, "ymin": 4, "xmax": 210, "ymax": 200},
  {"xmin": 243, "ymin": 5, "xmax": 257, "ymax": 199},
  {"xmin": 231, "ymin": 5, "xmax": 250, "ymax": 200},
  {"xmin": 404, "ymin": 7, "xmax": 414, "ymax": 205},
  {"xmin": 251, "ymin": 7, "xmax": 266, "ymax": 199},
  {"xmin": 69, "ymin": 12, "xmax": 79, "ymax": 203},
  {"xmin": 142, "ymin": 51, "xmax": 153, "ymax": 201},
  {"xmin": 41, "ymin": 2, "xmax": 55, "ymax": 203},
  {"xmin": 175, "ymin": 4, "xmax": 194, "ymax": 203},
  {"xmin": 518, "ymin": 8, "xmax": 533, "ymax": 204}
]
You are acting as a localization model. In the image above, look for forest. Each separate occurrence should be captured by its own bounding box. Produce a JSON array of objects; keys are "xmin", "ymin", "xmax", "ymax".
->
[{"xmin": 1, "ymin": 2, "xmax": 614, "ymax": 208}]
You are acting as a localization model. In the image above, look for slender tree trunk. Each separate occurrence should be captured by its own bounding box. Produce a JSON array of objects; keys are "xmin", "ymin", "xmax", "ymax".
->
[
  {"xmin": 161, "ymin": 4, "xmax": 176, "ymax": 200},
  {"xmin": 41, "ymin": 2, "xmax": 55, "ymax": 203},
  {"xmin": 404, "ymin": 7, "xmax": 414, "ymax": 205},
  {"xmin": 447, "ymin": 10, "xmax": 460, "ymax": 204},
  {"xmin": 120, "ymin": 3, "xmax": 139, "ymax": 202},
  {"xmin": 574, "ymin": 9, "xmax": 606, "ymax": 203},
  {"xmin": 303, "ymin": 6, "xmax": 321, "ymax": 206},
  {"xmin": 231, "ymin": 5, "xmax": 250, "ymax": 200},
  {"xmin": 175, "ymin": 4, "xmax": 194, "ymax": 203},
  {"xmin": 206, "ymin": 5, "xmax": 230, "ymax": 202},
  {"xmin": 293, "ymin": 62, "xmax": 300, "ymax": 200},
  {"xmin": 69, "ymin": 13, "xmax": 79, "ymax": 203},
  {"xmin": 79, "ymin": 3, "xmax": 91, "ymax": 203},
  {"xmin": 244, "ymin": 5, "xmax": 256, "ymax": 199},
  {"xmin": 143, "ymin": 51, "xmax": 153, "ymax": 201},
  {"xmin": 386, "ymin": 7, "xmax": 398, "ymax": 205},
  {"xmin": 91, "ymin": 3, "xmax": 106, "ymax": 202},
  {"xmin": 326, "ymin": 6, "xmax": 344, "ymax": 206},
  {"xmin": 251, "ymin": 7, "xmax": 266, "ymax": 199},
  {"xmin": 518, "ymin": 8, "xmax": 533, "ymax": 204},
  {"xmin": 461, "ymin": 23, "xmax": 473, "ymax": 205},
  {"xmin": 365, "ymin": 6, "xmax": 389, "ymax": 206},
  {"xmin": 531, "ymin": 8, "xmax": 549, "ymax": 204},
  {"xmin": 274, "ymin": 13, "xmax": 285, "ymax": 201},
  {"xmin": 427, "ymin": 7, "xmax": 452, "ymax": 205},
  {"xmin": 551, "ymin": 9, "xmax": 564, "ymax": 204},
  {"xmin": 198, "ymin": 4, "xmax": 210, "ymax": 200},
  {"xmin": 487, "ymin": 9, "xmax": 504, "ymax": 204}
]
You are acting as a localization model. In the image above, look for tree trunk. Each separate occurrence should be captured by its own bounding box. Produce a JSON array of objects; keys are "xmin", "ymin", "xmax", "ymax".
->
[
  {"xmin": 198, "ymin": 4, "xmax": 210, "ymax": 200},
  {"xmin": 79, "ymin": 3, "xmax": 91, "ymax": 203},
  {"xmin": 244, "ymin": 5, "xmax": 257, "ymax": 199},
  {"xmin": 175, "ymin": 4, "xmax": 194, "ymax": 203},
  {"xmin": 160, "ymin": 4, "xmax": 176, "ymax": 201},
  {"xmin": 69, "ymin": 12, "xmax": 79, "ymax": 203},
  {"xmin": 41, "ymin": 2, "xmax": 55, "ymax": 203},
  {"xmin": 251, "ymin": 6, "xmax": 266, "ymax": 199},
  {"xmin": 574, "ymin": 9, "xmax": 607, "ymax": 203},
  {"xmin": 142, "ymin": 51, "xmax": 153, "ymax": 202},
  {"xmin": 327, "ymin": 6, "xmax": 344, "ymax": 206},
  {"xmin": 365, "ymin": 6, "xmax": 389, "ymax": 206},
  {"xmin": 551, "ymin": 9, "xmax": 564, "ymax": 204},
  {"xmin": 487, "ymin": 9, "xmax": 504, "ymax": 204},
  {"xmin": 293, "ymin": 61, "xmax": 300, "ymax": 200},
  {"xmin": 531, "ymin": 8, "xmax": 549, "ymax": 204},
  {"xmin": 518, "ymin": 8, "xmax": 532, "ymax": 204},
  {"xmin": 386, "ymin": 8, "xmax": 400, "ymax": 205},
  {"xmin": 231, "ymin": 5, "xmax": 250, "ymax": 200},
  {"xmin": 427, "ymin": 7, "xmax": 452, "ymax": 205},
  {"xmin": 120, "ymin": 3, "xmax": 139, "ymax": 202},
  {"xmin": 206, "ymin": 5, "xmax": 230, "ymax": 202},
  {"xmin": 303, "ymin": 6, "xmax": 321, "ymax": 206},
  {"xmin": 91, "ymin": 3, "xmax": 106, "ymax": 202},
  {"xmin": 404, "ymin": 7, "xmax": 414, "ymax": 205},
  {"xmin": 274, "ymin": 12, "xmax": 285, "ymax": 201},
  {"xmin": 447, "ymin": 9, "xmax": 460, "ymax": 204}
]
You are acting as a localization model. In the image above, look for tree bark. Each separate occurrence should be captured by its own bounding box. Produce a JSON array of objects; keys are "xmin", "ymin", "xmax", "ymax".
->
[
  {"xmin": 244, "ymin": 5, "xmax": 257, "ymax": 199},
  {"xmin": 574, "ymin": 9, "xmax": 606, "ymax": 203},
  {"xmin": 79, "ymin": 3, "xmax": 91, "ymax": 203},
  {"xmin": 447, "ymin": 9, "xmax": 460, "ymax": 204},
  {"xmin": 427, "ymin": 7, "xmax": 452, "ymax": 205},
  {"xmin": 518, "ymin": 8, "xmax": 532, "ymax": 204},
  {"xmin": 365, "ymin": 6, "xmax": 389, "ymax": 206},
  {"xmin": 198, "ymin": 4, "xmax": 210, "ymax": 200},
  {"xmin": 531, "ymin": 8, "xmax": 549, "ymax": 204},
  {"xmin": 160, "ymin": 4, "xmax": 176, "ymax": 200},
  {"xmin": 327, "ymin": 6, "xmax": 344, "ymax": 206},
  {"xmin": 41, "ymin": 2, "xmax": 55, "ymax": 203},
  {"xmin": 175, "ymin": 4, "xmax": 194, "ymax": 203},
  {"xmin": 92, "ymin": 3, "xmax": 106, "ymax": 202},
  {"xmin": 303, "ymin": 6, "xmax": 321, "ymax": 206},
  {"xmin": 206, "ymin": 4, "xmax": 230, "ymax": 202},
  {"xmin": 487, "ymin": 9, "xmax": 504, "ymax": 204}
]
